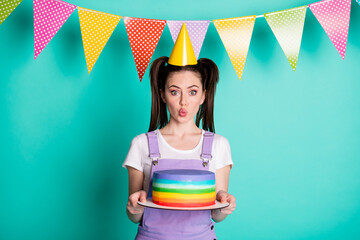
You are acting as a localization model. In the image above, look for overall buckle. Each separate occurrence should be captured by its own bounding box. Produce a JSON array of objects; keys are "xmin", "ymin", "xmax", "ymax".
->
[{"xmin": 201, "ymin": 154, "xmax": 212, "ymax": 167}]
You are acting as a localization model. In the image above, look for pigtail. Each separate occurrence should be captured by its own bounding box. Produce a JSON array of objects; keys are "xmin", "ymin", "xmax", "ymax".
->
[
  {"xmin": 195, "ymin": 58, "xmax": 219, "ymax": 133},
  {"xmin": 148, "ymin": 56, "xmax": 169, "ymax": 132}
]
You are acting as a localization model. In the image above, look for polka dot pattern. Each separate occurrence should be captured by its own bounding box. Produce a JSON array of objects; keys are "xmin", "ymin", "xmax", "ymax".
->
[
  {"xmin": 123, "ymin": 17, "xmax": 166, "ymax": 82},
  {"xmin": 265, "ymin": 6, "xmax": 307, "ymax": 71},
  {"xmin": 78, "ymin": 7, "xmax": 121, "ymax": 73},
  {"xmin": 213, "ymin": 16, "xmax": 256, "ymax": 81},
  {"xmin": 167, "ymin": 20, "xmax": 210, "ymax": 59},
  {"xmin": 309, "ymin": 0, "xmax": 351, "ymax": 60},
  {"xmin": 34, "ymin": 0, "xmax": 76, "ymax": 59},
  {"xmin": 0, "ymin": 0, "xmax": 23, "ymax": 25}
]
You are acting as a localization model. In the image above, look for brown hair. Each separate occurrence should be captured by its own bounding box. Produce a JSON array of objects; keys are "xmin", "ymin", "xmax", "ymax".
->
[{"xmin": 148, "ymin": 56, "xmax": 219, "ymax": 132}]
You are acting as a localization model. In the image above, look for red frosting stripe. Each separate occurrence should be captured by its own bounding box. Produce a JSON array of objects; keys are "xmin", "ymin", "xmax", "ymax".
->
[{"xmin": 153, "ymin": 200, "xmax": 215, "ymax": 207}]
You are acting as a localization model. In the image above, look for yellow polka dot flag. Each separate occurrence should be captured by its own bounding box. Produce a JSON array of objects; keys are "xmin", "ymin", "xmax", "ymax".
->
[
  {"xmin": 265, "ymin": 6, "xmax": 307, "ymax": 71},
  {"xmin": 213, "ymin": 16, "xmax": 256, "ymax": 81},
  {"xmin": 78, "ymin": 7, "xmax": 121, "ymax": 73}
]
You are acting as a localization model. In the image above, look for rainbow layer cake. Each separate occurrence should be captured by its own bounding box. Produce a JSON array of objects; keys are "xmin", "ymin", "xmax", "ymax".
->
[{"xmin": 152, "ymin": 169, "xmax": 216, "ymax": 207}]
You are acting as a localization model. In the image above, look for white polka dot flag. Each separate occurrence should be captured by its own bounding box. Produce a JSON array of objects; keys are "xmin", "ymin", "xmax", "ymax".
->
[
  {"xmin": 167, "ymin": 20, "xmax": 210, "ymax": 59},
  {"xmin": 123, "ymin": 17, "xmax": 166, "ymax": 82},
  {"xmin": 78, "ymin": 7, "xmax": 121, "ymax": 73},
  {"xmin": 33, "ymin": 0, "xmax": 76, "ymax": 60},
  {"xmin": 265, "ymin": 6, "xmax": 307, "ymax": 72},
  {"xmin": 213, "ymin": 16, "xmax": 256, "ymax": 81},
  {"xmin": 0, "ymin": 0, "xmax": 23, "ymax": 26},
  {"xmin": 309, "ymin": 0, "xmax": 351, "ymax": 60}
]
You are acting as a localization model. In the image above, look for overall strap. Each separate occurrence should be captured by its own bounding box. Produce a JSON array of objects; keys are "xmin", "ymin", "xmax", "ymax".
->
[
  {"xmin": 200, "ymin": 131, "xmax": 214, "ymax": 167},
  {"xmin": 146, "ymin": 131, "xmax": 161, "ymax": 165}
]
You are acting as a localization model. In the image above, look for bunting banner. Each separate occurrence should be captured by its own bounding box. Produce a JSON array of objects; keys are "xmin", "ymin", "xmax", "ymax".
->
[
  {"xmin": 78, "ymin": 7, "xmax": 121, "ymax": 73},
  {"xmin": 33, "ymin": 0, "xmax": 76, "ymax": 60},
  {"xmin": 123, "ymin": 17, "xmax": 166, "ymax": 82},
  {"xmin": 264, "ymin": 6, "xmax": 307, "ymax": 71},
  {"xmin": 1, "ymin": 0, "xmax": 358, "ymax": 81},
  {"xmin": 213, "ymin": 16, "xmax": 256, "ymax": 81},
  {"xmin": 167, "ymin": 20, "xmax": 210, "ymax": 59},
  {"xmin": 309, "ymin": 0, "xmax": 351, "ymax": 60},
  {"xmin": 0, "ymin": 0, "xmax": 23, "ymax": 26}
]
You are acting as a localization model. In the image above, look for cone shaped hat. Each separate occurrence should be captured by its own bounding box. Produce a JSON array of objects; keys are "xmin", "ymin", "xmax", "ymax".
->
[{"xmin": 168, "ymin": 23, "xmax": 197, "ymax": 66}]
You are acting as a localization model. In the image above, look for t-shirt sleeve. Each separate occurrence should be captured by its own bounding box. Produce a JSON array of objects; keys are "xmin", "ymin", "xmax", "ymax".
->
[
  {"xmin": 122, "ymin": 134, "xmax": 146, "ymax": 172},
  {"xmin": 214, "ymin": 135, "xmax": 233, "ymax": 170}
]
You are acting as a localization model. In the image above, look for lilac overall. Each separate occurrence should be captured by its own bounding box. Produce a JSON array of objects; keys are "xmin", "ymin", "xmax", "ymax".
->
[{"xmin": 135, "ymin": 130, "xmax": 217, "ymax": 240}]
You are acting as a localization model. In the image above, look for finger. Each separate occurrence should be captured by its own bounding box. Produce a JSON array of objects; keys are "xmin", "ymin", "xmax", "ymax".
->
[
  {"xmin": 129, "ymin": 192, "xmax": 141, "ymax": 206},
  {"xmin": 217, "ymin": 191, "xmax": 227, "ymax": 203},
  {"xmin": 221, "ymin": 208, "xmax": 234, "ymax": 215},
  {"xmin": 139, "ymin": 191, "xmax": 147, "ymax": 203},
  {"xmin": 226, "ymin": 195, "xmax": 235, "ymax": 204}
]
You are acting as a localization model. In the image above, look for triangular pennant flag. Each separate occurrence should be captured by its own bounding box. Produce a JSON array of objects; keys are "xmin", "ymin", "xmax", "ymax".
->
[
  {"xmin": 264, "ymin": 6, "xmax": 307, "ymax": 71},
  {"xmin": 167, "ymin": 20, "xmax": 210, "ymax": 59},
  {"xmin": 123, "ymin": 17, "xmax": 166, "ymax": 82},
  {"xmin": 33, "ymin": 0, "xmax": 76, "ymax": 60},
  {"xmin": 309, "ymin": 0, "xmax": 351, "ymax": 60},
  {"xmin": 78, "ymin": 7, "xmax": 121, "ymax": 73},
  {"xmin": 213, "ymin": 16, "xmax": 256, "ymax": 81},
  {"xmin": 0, "ymin": 0, "xmax": 23, "ymax": 26}
]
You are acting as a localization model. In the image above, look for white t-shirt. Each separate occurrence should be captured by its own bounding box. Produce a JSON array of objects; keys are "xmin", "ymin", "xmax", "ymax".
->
[{"xmin": 122, "ymin": 129, "xmax": 233, "ymax": 193}]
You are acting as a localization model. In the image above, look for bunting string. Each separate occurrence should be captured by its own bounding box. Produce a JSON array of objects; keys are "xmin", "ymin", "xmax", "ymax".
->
[{"xmin": 0, "ymin": 0, "xmax": 357, "ymax": 81}]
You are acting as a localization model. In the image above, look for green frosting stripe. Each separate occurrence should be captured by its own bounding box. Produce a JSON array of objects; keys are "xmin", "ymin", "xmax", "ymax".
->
[{"xmin": 153, "ymin": 186, "xmax": 215, "ymax": 194}]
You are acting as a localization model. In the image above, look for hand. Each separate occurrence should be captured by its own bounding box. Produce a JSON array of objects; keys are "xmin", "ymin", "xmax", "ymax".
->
[
  {"xmin": 216, "ymin": 190, "xmax": 236, "ymax": 215},
  {"xmin": 127, "ymin": 190, "xmax": 147, "ymax": 215}
]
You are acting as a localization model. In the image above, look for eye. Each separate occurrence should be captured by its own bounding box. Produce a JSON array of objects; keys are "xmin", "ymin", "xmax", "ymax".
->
[
  {"xmin": 189, "ymin": 90, "xmax": 197, "ymax": 96},
  {"xmin": 170, "ymin": 90, "xmax": 179, "ymax": 96}
]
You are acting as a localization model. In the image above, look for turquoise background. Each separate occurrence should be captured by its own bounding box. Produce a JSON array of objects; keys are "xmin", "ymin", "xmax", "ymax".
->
[{"xmin": 1, "ymin": 0, "xmax": 360, "ymax": 239}]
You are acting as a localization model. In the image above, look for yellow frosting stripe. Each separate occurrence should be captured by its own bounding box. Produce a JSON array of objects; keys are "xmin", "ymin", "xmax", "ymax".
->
[{"xmin": 153, "ymin": 191, "xmax": 215, "ymax": 199}]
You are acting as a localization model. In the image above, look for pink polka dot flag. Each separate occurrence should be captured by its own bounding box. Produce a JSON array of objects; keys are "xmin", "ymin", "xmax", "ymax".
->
[
  {"xmin": 78, "ymin": 7, "xmax": 121, "ymax": 73},
  {"xmin": 213, "ymin": 16, "xmax": 256, "ymax": 81},
  {"xmin": 309, "ymin": 0, "xmax": 351, "ymax": 60},
  {"xmin": 123, "ymin": 17, "xmax": 166, "ymax": 82},
  {"xmin": 33, "ymin": 0, "xmax": 76, "ymax": 60},
  {"xmin": 0, "ymin": 0, "xmax": 23, "ymax": 26},
  {"xmin": 167, "ymin": 20, "xmax": 210, "ymax": 59}
]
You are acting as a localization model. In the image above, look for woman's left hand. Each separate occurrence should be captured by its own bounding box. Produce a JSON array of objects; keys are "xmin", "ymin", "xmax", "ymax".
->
[{"xmin": 216, "ymin": 190, "xmax": 236, "ymax": 215}]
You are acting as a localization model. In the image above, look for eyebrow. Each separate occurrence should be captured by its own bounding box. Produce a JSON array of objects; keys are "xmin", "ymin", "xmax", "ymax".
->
[{"xmin": 168, "ymin": 85, "xmax": 199, "ymax": 89}]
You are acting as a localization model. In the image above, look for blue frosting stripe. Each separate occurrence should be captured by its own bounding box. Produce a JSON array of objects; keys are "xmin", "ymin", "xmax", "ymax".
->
[
  {"xmin": 153, "ymin": 169, "xmax": 215, "ymax": 181},
  {"xmin": 153, "ymin": 178, "xmax": 215, "ymax": 185}
]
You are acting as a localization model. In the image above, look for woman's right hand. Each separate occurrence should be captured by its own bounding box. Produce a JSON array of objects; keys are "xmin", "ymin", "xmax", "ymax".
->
[{"xmin": 127, "ymin": 190, "xmax": 147, "ymax": 215}]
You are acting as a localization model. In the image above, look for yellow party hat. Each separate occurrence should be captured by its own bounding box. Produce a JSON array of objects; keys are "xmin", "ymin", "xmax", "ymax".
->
[{"xmin": 168, "ymin": 23, "xmax": 197, "ymax": 66}]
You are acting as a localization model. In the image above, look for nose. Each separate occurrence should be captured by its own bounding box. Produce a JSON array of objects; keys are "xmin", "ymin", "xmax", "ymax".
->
[{"xmin": 180, "ymin": 91, "xmax": 188, "ymax": 106}]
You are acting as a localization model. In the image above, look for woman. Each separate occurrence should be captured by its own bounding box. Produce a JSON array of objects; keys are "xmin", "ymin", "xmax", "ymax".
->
[{"xmin": 123, "ymin": 24, "xmax": 236, "ymax": 239}]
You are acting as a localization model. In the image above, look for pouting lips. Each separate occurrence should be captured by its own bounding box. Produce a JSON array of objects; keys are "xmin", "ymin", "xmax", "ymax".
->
[{"xmin": 179, "ymin": 108, "xmax": 187, "ymax": 117}]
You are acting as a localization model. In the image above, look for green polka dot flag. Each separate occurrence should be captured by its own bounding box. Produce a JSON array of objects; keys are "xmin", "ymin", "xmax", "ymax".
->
[
  {"xmin": 265, "ymin": 6, "xmax": 307, "ymax": 72},
  {"xmin": 0, "ymin": 0, "xmax": 23, "ymax": 26}
]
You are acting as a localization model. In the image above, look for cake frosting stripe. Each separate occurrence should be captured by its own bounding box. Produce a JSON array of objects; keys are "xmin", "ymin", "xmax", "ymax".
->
[
  {"xmin": 152, "ymin": 169, "xmax": 216, "ymax": 207},
  {"xmin": 154, "ymin": 178, "xmax": 215, "ymax": 185},
  {"xmin": 152, "ymin": 196, "xmax": 215, "ymax": 204},
  {"xmin": 152, "ymin": 200, "xmax": 215, "ymax": 207},
  {"xmin": 153, "ymin": 182, "xmax": 213, "ymax": 189},
  {"xmin": 153, "ymin": 191, "xmax": 215, "ymax": 199},
  {"xmin": 152, "ymin": 186, "xmax": 215, "ymax": 194}
]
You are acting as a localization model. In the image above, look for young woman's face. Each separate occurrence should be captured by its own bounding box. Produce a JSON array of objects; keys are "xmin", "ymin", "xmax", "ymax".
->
[{"xmin": 161, "ymin": 70, "xmax": 206, "ymax": 124}]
